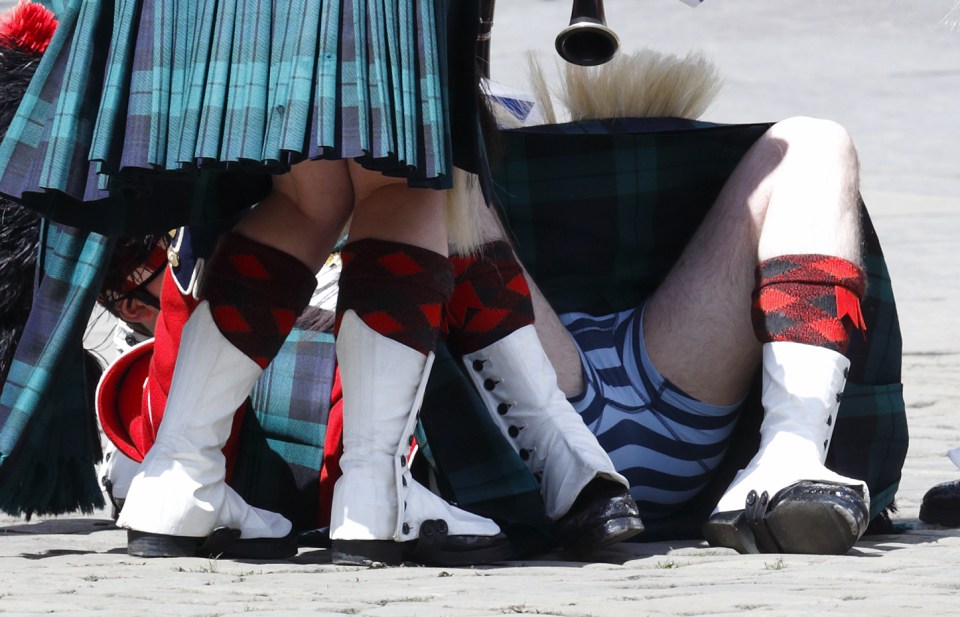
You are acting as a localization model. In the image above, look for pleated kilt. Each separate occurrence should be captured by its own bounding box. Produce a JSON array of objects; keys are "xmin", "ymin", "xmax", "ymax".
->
[{"xmin": 0, "ymin": 0, "xmax": 480, "ymax": 236}]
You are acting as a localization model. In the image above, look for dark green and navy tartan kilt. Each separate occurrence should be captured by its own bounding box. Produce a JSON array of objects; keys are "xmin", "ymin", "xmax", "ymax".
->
[
  {"xmin": 0, "ymin": 0, "xmax": 483, "ymax": 236},
  {"xmin": 490, "ymin": 118, "xmax": 908, "ymax": 533},
  {"xmin": 229, "ymin": 328, "xmax": 338, "ymax": 532},
  {"xmin": 0, "ymin": 222, "xmax": 113, "ymax": 517}
]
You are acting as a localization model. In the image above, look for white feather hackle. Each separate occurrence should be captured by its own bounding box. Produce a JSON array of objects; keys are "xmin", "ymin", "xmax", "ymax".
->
[
  {"xmin": 531, "ymin": 48, "xmax": 723, "ymax": 123},
  {"xmin": 447, "ymin": 48, "xmax": 724, "ymax": 252}
]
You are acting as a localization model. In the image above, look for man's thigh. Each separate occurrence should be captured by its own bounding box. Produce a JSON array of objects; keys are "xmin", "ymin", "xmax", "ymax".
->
[
  {"xmin": 641, "ymin": 135, "xmax": 788, "ymax": 406},
  {"xmin": 561, "ymin": 307, "xmax": 742, "ymax": 517}
]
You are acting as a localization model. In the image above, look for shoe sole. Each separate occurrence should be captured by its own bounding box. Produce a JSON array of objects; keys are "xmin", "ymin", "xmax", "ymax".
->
[
  {"xmin": 703, "ymin": 483, "xmax": 866, "ymax": 555},
  {"xmin": 331, "ymin": 535, "xmax": 514, "ymax": 567},
  {"xmin": 127, "ymin": 530, "xmax": 199, "ymax": 558},
  {"xmin": 331, "ymin": 539, "xmax": 408, "ymax": 566},
  {"xmin": 919, "ymin": 503, "xmax": 960, "ymax": 527},
  {"xmin": 127, "ymin": 529, "xmax": 298, "ymax": 560},
  {"xmin": 564, "ymin": 516, "xmax": 645, "ymax": 557}
]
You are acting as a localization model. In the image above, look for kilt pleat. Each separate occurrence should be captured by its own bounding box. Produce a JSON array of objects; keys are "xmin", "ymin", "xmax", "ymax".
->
[
  {"xmin": 417, "ymin": 0, "xmax": 443, "ymax": 180},
  {"xmin": 367, "ymin": 0, "xmax": 392, "ymax": 162},
  {"xmin": 264, "ymin": 0, "xmax": 319, "ymax": 161},
  {"xmin": 88, "ymin": 0, "xmax": 136, "ymax": 179},
  {"xmin": 175, "ymin": 0, "xmax": 217, "ymax": 168},
  {"xmin": 41, "ymin": 1, "xmax": 102, "ymax": 193},
  {"xmin": 194, "ymin": 0, "xmax": 240, "ymax": 163},
  {"xmin": 0, "ymin": 0, "xmax": 463, "ymax": 235},
  {"xmin": 314, "ymin": 0, "xmax": 341, "ymax": 162},
  {"xmin": 397, "ymin": 0, "xmax": 415, "ymax": 166},
  {"xmin": 340, "ymin": 0, "xmax": 367, "ymax": 159}
]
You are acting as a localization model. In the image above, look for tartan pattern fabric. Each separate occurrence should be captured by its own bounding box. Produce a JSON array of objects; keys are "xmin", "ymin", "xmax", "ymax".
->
[
  {"xmin": 417, "ymin": 342, "xmax": 553, "ymax": 553},
  {"xmin": 491, "ymin": 119, "xmax": 774, "ymax": 316},
  {"xmin": 491, "ymin": 119, "xmax": 907, "ymax": 523},
  {"xmin": 0, "ymin": 221, "xmax": 112, "ymax": 515},
  {"xmin": 231, "ymin": 328, "xmax": 337, "ymax": 532},
  {"xmin": 0, "ymin": 0, "xmax": 481, "ymax": 236},
  {"xmin": 203, "ymin": 233, "xmax": 316, "ymax": 368},
  {"xmin": 752, "ymin": 254, "xmax": 867, "ymax": 353},
  {"xmin": 446, "ymin": 240, "xmax": 534, "ymax": 354},
  {"xmin": 336, "ymin": 239, "xmax": 452, "ymax": 355}
]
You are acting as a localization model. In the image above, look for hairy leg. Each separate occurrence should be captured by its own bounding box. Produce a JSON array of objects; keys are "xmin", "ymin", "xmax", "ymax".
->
[
  {"xmin": 528, "ymin": 272, "xmax": 586, "ymax": 398},
  {"xmin": 644, "ymin": 116, "xmax": 863, "ymax": 406}
]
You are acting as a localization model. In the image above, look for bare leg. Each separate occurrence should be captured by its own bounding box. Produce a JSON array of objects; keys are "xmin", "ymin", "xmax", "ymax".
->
[
  {"xmin": 650, "ymin": 117, "xmax": 869, "ymax": 555},
  {"xmin": 528, "ymin": 273, "xmax": 586, "ymax": 398},
  {"xmin": 234, "ymin": 159, "xmax": 355, "ymax": 271},
  {"xmin": 644, "ymin": 116, "xmax": 862, "ymax": 406}
]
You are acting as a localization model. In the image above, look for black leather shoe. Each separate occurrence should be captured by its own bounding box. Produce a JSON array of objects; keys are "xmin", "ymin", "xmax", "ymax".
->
[
  {"xmin": 127, "ymin": 528, "xmax": 299, "ymax": 559},
  {"xmin": 331, "ymin": 519, "xmax": 514, "ymax": 567},
  {"xmin": 554, "ymin": 479, "xmax": 644, "ymax": 557},
  {"xmin": 920, "ymin": 479, "xmax": 960, "ymax": 527},
  {"xmin": 702, "ymin": 480, "xmax": 869, "ymax": 555}
]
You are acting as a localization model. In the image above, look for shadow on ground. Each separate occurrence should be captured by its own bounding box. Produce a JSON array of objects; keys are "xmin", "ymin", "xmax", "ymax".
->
[{"xmin": 0, "ymin": 517, "xmax": 116, "ymax": 536}]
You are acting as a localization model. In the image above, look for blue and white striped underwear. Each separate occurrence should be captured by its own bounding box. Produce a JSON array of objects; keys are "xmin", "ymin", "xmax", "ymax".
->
[{"xmin": 560, "ymin": 306, "xmax": 742, "ymax": 520}]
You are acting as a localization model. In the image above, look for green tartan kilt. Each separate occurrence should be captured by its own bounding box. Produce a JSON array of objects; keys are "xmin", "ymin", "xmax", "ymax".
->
[
  {"xmin": 491, "ymin": 118, "xmax": 908, "ymax": 529},
  {"xmin": 0, "ymin": 0, "xmax": 482, "ymax": 236}
]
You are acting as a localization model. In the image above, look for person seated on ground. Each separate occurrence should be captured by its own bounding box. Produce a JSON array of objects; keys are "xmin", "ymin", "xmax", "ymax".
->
[
  {"xmin": 476, "ymin": 52, "xmax": 890, "ymax": 554},
  {"xmin": 474, "ymin": 126, "xmax": 868, "ymax": 555}
]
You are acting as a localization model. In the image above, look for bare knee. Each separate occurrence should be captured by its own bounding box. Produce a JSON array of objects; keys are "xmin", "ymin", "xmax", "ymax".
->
[
  {"xmin": 274, "ymin": 159, "xmax": 354, "ymax": 221},
  {"xmin": 757, "ymin": 117, "xmax": 863, "ymax": 263},
  {"xmin": 769, "ymin": 117, "xmax": 860, "ymax": 209},
  {"xmin": 348, "ymin": 161, "xmax": 408, "ymax": 204},
  {"xmin": 766, "ymin": 116, "xmax": 859, "ymax": 174}
]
